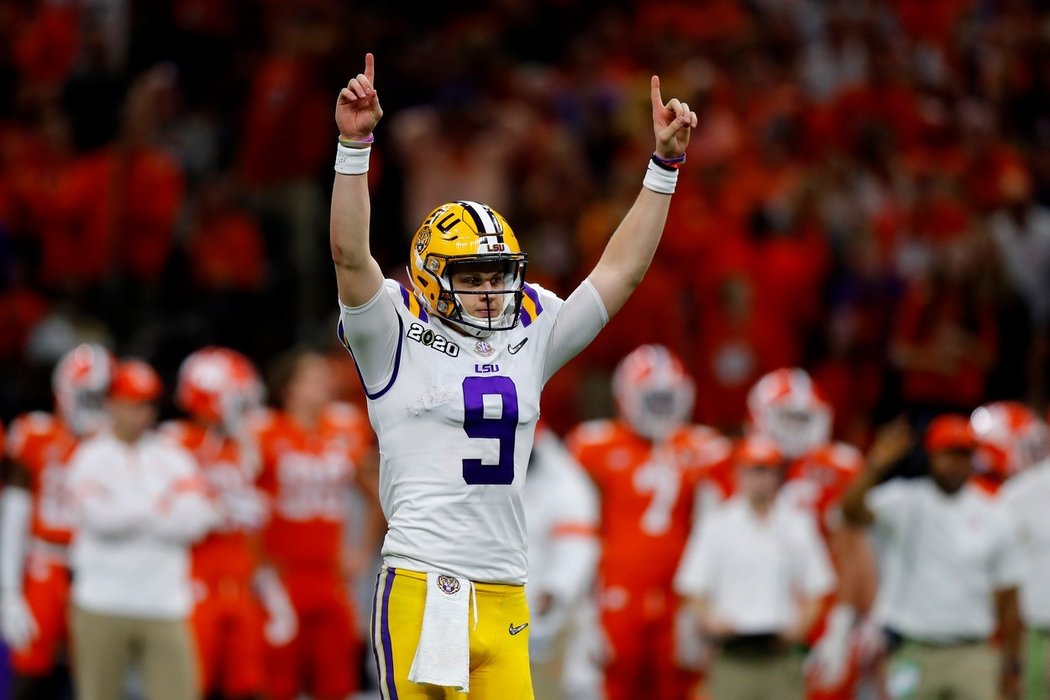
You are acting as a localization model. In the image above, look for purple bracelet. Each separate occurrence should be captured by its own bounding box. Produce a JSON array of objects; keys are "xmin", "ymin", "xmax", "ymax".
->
[
  {"xmin": 651, "ymin": 152, "xmax": 686, "ymax": 171},
  {"xmin": 339, "ymin": 133, "xmax": 375, "ymax": 147}
]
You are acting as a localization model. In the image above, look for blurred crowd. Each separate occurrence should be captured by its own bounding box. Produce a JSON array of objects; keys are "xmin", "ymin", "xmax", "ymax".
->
[
  {"xmin": 3, "ymin": 0, "xmax": 1050, "ymax": 698},
  {"xmin": 2, "ymin": 0, "xmax": 1050, "ymax": 441}
]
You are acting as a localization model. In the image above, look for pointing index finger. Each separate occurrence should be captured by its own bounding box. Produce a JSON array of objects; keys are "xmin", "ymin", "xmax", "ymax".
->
[
  {"xmin": 364, "ymin": 52, "xmax": 375, "ymax": 87},
  {"xmin": 650, "ymin": 75, "xmax": 662, "ymax": 110}
]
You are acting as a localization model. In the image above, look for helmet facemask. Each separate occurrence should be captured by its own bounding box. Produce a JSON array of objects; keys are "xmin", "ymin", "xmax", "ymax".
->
[
  {"xmin": 622, "ymin": 384, "xmax": 695, "ymax": 443},
  {"xmin": 409, "ymin": 201, "xmax": 528, "ymax": 339},
  {"xmin": 431, "ymin": 257, "xmax": 527, "ymax": 338},
  {"xmin": 762, "ymin": 405, "xmax": 832, "ymax": 459}
]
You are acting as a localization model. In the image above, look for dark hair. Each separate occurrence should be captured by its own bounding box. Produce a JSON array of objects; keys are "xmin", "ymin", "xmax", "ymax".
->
[{"xmin": 265, "ymin": 346, "xmax": 323, "ymax": 408}]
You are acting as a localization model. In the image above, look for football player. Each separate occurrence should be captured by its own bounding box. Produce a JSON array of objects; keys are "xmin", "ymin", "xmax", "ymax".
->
[
  {"xmin": 566, "ymin": 345, "xmax": 730, "ymax": 700},
  {"xmin": 0, "ymin": 343, "xmax": 113, "ymax": 699},
  {"xmin": 252, "ymin": 347, "xmax": 378, "ymax": 700},
  {"xmin": 746, "ymin": 368, "xmax": 880, "ymax": 700},
  {"xmin": 162, "ymin": 347, "xmax": 273, "ymax": 700},
  {"xmin": 331, "ymin": 53, "xmax": 695, "ymax": 699},
  {"xmin": 969, "ymin": 400, "xmax": 1048, "ymax": 496}
]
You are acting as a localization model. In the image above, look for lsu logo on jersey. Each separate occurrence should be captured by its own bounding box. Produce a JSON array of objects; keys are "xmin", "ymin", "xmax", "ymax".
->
[{"xmin": 407, "ymin": 322, "xmax": 460, "ymax": 357}]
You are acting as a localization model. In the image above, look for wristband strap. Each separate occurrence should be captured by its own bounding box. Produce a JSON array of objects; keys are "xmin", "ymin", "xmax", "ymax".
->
[
  {"xmin": 643, "ymin": 159, "xmax": 678, "ymax": 194},
  {"xmin": 334, "ymin": 142, "xmax": 371, "ymax": 175},
  {"xmin": 651, "ymin": 152, "xmax": 686, "ymax": 171},
  {"xmin": 338, "ymin": 133, "xmax": 375, "ymax": 149}
]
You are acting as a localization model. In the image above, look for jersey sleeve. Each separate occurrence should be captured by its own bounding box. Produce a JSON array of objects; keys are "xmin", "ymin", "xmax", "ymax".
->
[
  {"xmin": 538, "ymin": 279, "xmax": 609, "ymax": 383},
  {"xmin": 336, "ymin": 280, "xmax": 407, "ymax": 398},
  {"xmin": 5, "ymin": 413, "xmax": 54, "ymax": 473},
  {"xmin": 565, "ymin": 420, "xmax": 617, "ymax": 491}
]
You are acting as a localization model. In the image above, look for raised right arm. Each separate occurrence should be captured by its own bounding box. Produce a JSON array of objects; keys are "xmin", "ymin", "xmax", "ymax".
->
[{"xmin": 331, "ymin": 52, "xmax": 385, "ymax": 308}]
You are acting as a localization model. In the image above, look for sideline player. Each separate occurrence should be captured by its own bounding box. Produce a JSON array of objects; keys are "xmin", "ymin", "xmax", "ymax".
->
[
  {"xmin": 252, "ymin": 347, "xmax": 378, "ymax": 700},
  {"xmin": 567, "ymin": 344, "xmax": 728, "ymax": 700},
  {"xmin": 162, "ymin": 346, "xmax": 272, "ymax": 700},
  {"xmin": 0, "ymin": 343, "xmax": 113, "ymax": 699},
  {"xmin": 331, "ymin": 53, "xmax": 695, "ymax": 698}
]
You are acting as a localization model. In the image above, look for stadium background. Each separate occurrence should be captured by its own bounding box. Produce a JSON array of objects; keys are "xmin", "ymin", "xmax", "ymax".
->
[
  {"xmin": 2, "ymin": 0, "xmax": 1049, "ymax": 698},
  {"xmin": 3, "ymin": 0, "xmax": 1049, "ymax": 447}
]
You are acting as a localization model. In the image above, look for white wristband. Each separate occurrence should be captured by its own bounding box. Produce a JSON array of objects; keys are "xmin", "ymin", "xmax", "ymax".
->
[
  {"xmin": 642, "ymin": 160, "xmax": 677, "ymax": 194},
  {"xmin": 334, "ymin": 143, "xmax": 371, "ymax": 175}
]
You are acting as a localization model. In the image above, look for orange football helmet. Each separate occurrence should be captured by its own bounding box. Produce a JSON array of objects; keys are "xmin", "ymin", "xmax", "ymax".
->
[
  {"xmin": 176, "ymin": 347, "xmax": 264, "ymax": 433},
  {"xmin": 746, "ymin": 368, "xmax": 832, "ymax": 459},
  {"xmin": 612, "ymin": 344, "xmax": 695, "ymax": 442},
  {"xmin": 52, "ymin": 343, "xmax": 115, "ymax": 436},
  {"xmin": 110, "ymin": 359, "xmax": 163, "ymax": 402},
  {"xmin": 970, "ymin": 401, "xmax": 1048, "ymax": 482}
]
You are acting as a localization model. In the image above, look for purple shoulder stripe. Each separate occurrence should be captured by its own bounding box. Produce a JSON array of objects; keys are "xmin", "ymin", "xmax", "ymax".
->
[
  {"xmin": 523, "ymin": 283, "xmax": 544, "ymax": 314},
  {"xmin": 339, "ymin": 314, "xmax": 404, "ymax": 401}
]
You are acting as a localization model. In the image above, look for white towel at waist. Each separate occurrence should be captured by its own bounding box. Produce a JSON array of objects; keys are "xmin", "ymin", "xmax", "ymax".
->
[{"xmin": 408, "ymin": 572, "xmax": 477, "ymax": 692}]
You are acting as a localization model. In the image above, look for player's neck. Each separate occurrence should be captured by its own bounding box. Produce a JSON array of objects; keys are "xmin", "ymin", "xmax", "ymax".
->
[{"xmin": 286, "ymin": 404, "xmax": 322, "ymax": 432}]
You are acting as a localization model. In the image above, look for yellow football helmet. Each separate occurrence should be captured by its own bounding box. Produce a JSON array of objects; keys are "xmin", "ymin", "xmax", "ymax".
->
[{"xmin": 408, "ymin": 200, "xmax": 528, "ymax": 337}]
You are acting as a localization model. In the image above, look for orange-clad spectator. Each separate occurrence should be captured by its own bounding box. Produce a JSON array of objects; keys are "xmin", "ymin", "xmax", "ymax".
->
[
  {"xmin": 566, "ymin": 345, "xmax": 730, "ymax": 700},
  {"xmin": 831, "ymin": 53, "xmax": 923, "ymax": 154},
  {"xmin": 573, "ymin": 261, "xmax": 689, "ymax": 373},
  {"xmin": 891, "ymin": 0, "xmax": 972, "ymax": 46},
  {"xmin": 235, "ymin": 53, "xmax": 331, "ymax": 188},
  {"xmin": 44, "ymin": 143, "xmax": 183, "ymax": 288},
  {"xmin": 185, "ymin": 181, "xmax": 267, "ymax": 292},
  {"xmin": 890, "ymin": 241, "xmax": 998, "ymax": 414},
  {"xmin": 162, "ymin": 347, "xmax": 273, "ymax": 699},
  {"xmin": 0, "ymin": 281, "xmax": 48, "ymax": 363},
  {"xmin": 8, "ymin": 2, "xmax": 79, "ymax": 92},
  {"xmin": 958, "ymin": 102, "xmax": 1027, "ymax": 214},
  {"xmin": 692, "ymin": 274, "xmax": 798, "ymax": 433},
  {"xmin": 0, "ymin": 343, "xmax": 113, "ymax": 698},
  {"xmin": 252, "ymin": 348, "xmax": 379, "ymax": 700}
]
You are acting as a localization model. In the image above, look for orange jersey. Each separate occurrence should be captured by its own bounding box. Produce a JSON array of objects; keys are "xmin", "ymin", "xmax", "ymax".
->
[
  {"xmin": 566, "ymin": 420, "xmax": 730, "ymax": 590},
  {"xmin": 161, "ymin": 419, "xmax": 259, "ymax": 583},
  {"xmin": 781, "ymin": 442, "xmax": 864, "ymax": 532},
  {"xmin": 253, "ymin": 404, "xmax": 372, "ymax": 570},
  {"xmin": 5, "ymin": 412, "xmax": 79, "ymax": 545}
]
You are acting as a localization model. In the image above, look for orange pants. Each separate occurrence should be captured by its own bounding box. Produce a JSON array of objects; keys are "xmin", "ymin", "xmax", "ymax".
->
[
  {"xmin": 10, "ymin": 558, "xmax": 70, "ymax": 676},
  {"xmin": 601, "ymin": 586, "xmax": 697, "ymax": 700},
  {"xmin": 265, "ymin": 568, "xmax": 360, "ymax": 700},
  {"xmin": 191, "ymin": 577, "xmax": 266, "ymax": 696}
]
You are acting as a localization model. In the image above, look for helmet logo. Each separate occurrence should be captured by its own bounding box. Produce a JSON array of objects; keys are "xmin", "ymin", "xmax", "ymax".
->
[
  {"xmin": 415, "ymin": 226, "xmax": 431, "ymax": 254},
  {"xmin": 435, "ymin": 211, "xmax": 461, "ymax": 238}
]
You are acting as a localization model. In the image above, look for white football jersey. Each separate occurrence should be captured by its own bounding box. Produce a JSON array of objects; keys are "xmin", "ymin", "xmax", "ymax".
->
[{"xmin": 338, "ymin": 279, "xmax": 606, "ymax": 584}]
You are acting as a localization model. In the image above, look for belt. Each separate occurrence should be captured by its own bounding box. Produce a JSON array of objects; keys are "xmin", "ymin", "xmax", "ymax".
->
[
  {"xmin": 28, "ymin": 538, "xmax": 70, "ymax": 566},
  {"xmin": 718, "ymin": 633, "xmax": 791, "ymax": 657},
  {"xmin": 904, "ymin": 635, "xmax": 987, "ymax": 648}
]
